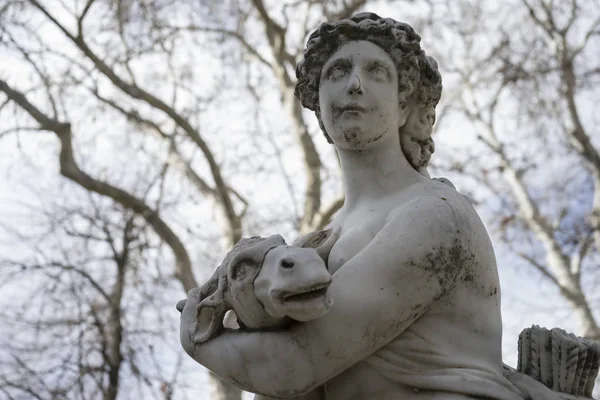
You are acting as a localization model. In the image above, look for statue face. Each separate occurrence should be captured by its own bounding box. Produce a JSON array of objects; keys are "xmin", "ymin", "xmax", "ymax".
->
[{"xmin": 318, "ymin": 40, "xmax": 407, "ymax": 150}]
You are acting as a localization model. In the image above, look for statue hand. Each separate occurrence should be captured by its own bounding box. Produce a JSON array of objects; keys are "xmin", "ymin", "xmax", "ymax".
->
[{"xmin": 502, "ymin": 365, "xmax": 562, "ymax": 400}]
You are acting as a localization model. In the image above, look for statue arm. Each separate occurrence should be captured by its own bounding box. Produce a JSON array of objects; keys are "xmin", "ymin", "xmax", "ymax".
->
[
  {"xmin": 253, "ymin": 387, "xmax": 324, "ymax": 400},
  {"xmin": 180, "ymin": 195, "xmax": 471, "ymax": 398}
]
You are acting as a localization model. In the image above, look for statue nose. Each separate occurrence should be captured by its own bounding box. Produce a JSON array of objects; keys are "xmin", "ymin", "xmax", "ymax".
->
[
  {"xmin": 280, "ymin": 259, "xmax": 295, "ymax": 269},
  {"xmin": 347, "ymin": 75, "xmax": 362, "ymax": 95}
]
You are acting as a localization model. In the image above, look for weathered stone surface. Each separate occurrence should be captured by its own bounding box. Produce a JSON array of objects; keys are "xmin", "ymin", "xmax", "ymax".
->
[
  {"xmin": 176, "ymin": 229, "xmax": 337, "ymax": 343},
  {"xmin": 177, "ymin": 12, "xmax": 597, "ymax": 400},
  {"xmin": 516, "ymin": 326, "xmax": 600, "ymax": 398}
]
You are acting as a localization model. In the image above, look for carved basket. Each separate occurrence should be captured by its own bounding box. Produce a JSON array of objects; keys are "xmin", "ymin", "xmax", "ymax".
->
[{"xmin": 518, "ymin": 325, "xmax": 600, "ymax": 398}]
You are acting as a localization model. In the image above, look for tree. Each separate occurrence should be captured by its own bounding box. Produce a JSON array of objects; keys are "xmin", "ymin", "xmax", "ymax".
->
[
  {"xmin": 426, "ymin": 0, "xmax": 600, "ymax": 341},
  {"xmin": 0, "ymin": 0, "xmax": 368, "ymax": 398},
  {"xmin": 0, "ymin": 193, "xmax": 186, "ymax": 399}
]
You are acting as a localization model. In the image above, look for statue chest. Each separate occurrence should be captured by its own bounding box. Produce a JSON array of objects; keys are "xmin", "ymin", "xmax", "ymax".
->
[{"xmin": 327, "ymin": 210, "xmax": 389, "ymax": 275}]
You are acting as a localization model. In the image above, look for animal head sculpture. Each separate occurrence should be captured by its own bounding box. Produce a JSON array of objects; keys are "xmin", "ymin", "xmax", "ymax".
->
[{"xmin": 177, "ymin": 228, "xmax": 338, "ymax": 344}]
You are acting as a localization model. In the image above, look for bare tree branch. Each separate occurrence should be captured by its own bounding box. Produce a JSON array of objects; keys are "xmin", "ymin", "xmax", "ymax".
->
[
  {"xmin": 459, "ymin": 78, "xmax": 600, "ymax": 338},
  {"xmin": 517, "ymin": 252, "xmax": 560, "ymax": 287},
  {"xmin": 570, "ymin": 233, "xmax": 593, "ymax": 278},
  {"xmin": 162, "ymin": 24, "xmax": 274, "ymax": 71},
  {"xmin": 0, "ymin": 78, "xmax": 198, "ymax": 291},
  {"xmin": 521, "ymin": 0, "xmax": 556, "ymax": 38},
  {"xmin": 571, "ymin": 16, "xmax": 600, "ymax": 57},
  {"xmin": 561, "ymin": 57, "xmax": 600, "ymax": 250},
  {"xmin": 91, "ymin": 90, "xmax": 218, "ymax": 198},
  {"xmin": 324, "ymin": 0, "xmax": 367, "ymax": 22},
  {"xmin": 76, "ymin": 0, "xmax": 97, "ymax": 34},
  {"xmin": 250, "ymin": 0, "xmax": 296, "ymax": 67},
  {"xmin": 250, "ymin": 0, "xmax": 323, "ymax": 233},
  {"xmin": 28, "ymin": 0, "xmax": 242, "ymax": 245}
]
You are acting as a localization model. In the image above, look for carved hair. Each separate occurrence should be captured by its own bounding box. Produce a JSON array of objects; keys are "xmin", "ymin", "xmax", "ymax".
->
[{"xmin": 294, "ymin": 12, "xmax": 442, "ymax": 170}]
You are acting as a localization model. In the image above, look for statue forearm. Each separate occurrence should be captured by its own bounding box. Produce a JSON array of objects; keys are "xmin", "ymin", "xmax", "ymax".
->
[
  {"xmin": 254, "ymin": 386, "xmax": 325, "ymax": 400},
  {"xmin": 183, "ymin": 328, "xmax": 317, "ymax": 397},
  {"xmin": 177, "ymin": 229, "xmax": 339, "ymax": 397}
]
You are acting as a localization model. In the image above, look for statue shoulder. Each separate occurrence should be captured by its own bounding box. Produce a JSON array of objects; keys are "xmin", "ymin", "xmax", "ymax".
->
[
  {"xmin": 392, "ymin": 180, "xmax": 474, "ymax": 222},
  {"xmin": 386, "ymin": 180, "xmax": 485, "ymax": 249}
]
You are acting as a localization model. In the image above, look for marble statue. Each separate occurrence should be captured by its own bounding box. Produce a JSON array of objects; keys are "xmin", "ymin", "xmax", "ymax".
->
[
  {"xmin": 512, "ymin": 326, "xmax": 600, "ymax": 398},
  {"xmin": 176, "ymin": 229, "xmax": 338, "ymax": 343},
  {"xmin": 178, "ymin": 12, "xmax": 598, "ymax": 400}
]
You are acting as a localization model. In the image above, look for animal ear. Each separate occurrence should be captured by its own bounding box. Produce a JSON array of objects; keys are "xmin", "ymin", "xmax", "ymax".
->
[
  {"xmin": 315, "ymin": 227, "xmax": 341, "ymax": 261},
  {"xmin": 192, "ymin": 273, "xmax": 230, "ymax": 344},
  {"xmin": 293, "ymin": 228, "xmax": 331, "ymax": 248},
  {"xmin": 193, "ymin": 290, "xmax": 229, "ymax": 344},
  {"xmin": 293, "ymin": 227, "xmax": 341, "ymax": 262}
]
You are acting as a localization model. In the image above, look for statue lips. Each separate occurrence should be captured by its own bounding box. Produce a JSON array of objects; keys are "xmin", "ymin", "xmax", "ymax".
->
[{"xmin": 332, "ymin": 103, "xmax": 367, "ymax": 120}]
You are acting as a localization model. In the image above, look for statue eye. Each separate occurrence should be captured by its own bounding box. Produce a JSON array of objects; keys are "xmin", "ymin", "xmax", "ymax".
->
[
  {"xmin": 368, "ymin": 64, "xmax": 389, "ymax": 80},
  {"xmin": 328, "ymin": 66, "xmax": 348, "ymax": 81},
  {"xmin": 325, "ymin": 60, "xmax": 351, "ymax": 81}
]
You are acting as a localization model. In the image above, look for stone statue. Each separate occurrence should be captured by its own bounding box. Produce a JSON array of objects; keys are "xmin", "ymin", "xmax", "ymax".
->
[
  {"xmin": 176, "ymin": 229, "xmax": 338, "ymax": 343},
  {"xmin": 178, "ymin": 12, "xmax": 598, "ymax": 400}
]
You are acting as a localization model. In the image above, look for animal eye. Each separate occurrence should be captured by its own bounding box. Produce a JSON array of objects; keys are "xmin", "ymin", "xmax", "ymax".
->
[{"xmin": 231, "ymin": 261, "xmax": 251, "ymax": 280}]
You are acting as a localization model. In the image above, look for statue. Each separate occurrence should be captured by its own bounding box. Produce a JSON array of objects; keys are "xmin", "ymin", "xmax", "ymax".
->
[
  {"xmin": 176, "ymin": 229, "xmax": 338, "ymax": 343},
  {"xmin": 178, "ymin": 12, "xmax": 599, "ymax": 400}
]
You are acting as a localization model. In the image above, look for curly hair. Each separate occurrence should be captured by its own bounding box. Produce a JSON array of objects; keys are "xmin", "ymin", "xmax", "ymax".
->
[{"xmin": 294, "ymin": 12, "xmax": 442, "ymax": 170}]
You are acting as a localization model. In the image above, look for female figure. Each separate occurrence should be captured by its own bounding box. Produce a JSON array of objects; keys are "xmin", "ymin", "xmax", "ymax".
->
[{"xmin": 180, "ymin": 13, "xmax": 524, "ymax": 400}]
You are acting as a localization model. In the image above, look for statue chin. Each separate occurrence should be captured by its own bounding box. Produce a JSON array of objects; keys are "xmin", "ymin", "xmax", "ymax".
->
[{"xmin": 327, "ymin": 124, "xmax": 388, "ymax": 151}]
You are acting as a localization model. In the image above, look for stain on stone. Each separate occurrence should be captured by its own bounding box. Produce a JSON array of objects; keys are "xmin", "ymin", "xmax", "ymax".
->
[
  {"xmin": 366, "ymin": 131, "xmax": 385, "ymax": 143},
  {"xmin": 416, "ymin": 238, "xmax": 477, "ymax": 299},
  {"xmin": 462, "ymin": 272, "xmax": 475, "ymax": 284}
]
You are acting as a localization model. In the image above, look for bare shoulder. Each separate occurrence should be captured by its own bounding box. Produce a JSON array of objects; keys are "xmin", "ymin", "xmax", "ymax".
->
[
  {"xmin": 375, "ymin": 181, "xmax": 485, "ymax": 290},
  {"xmin": 387, "ymin": 180, "xmax": 478, "ymax": 235}
]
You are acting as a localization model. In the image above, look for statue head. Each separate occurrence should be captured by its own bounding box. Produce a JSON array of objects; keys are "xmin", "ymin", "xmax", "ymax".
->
[{"xmin": 295, "ymin": 12, "xmax": 442, "ymax": 170}]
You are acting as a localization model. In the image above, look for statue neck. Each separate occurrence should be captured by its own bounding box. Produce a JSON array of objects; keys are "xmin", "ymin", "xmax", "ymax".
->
[{"xmin": 337, "ymin": 135, "xmax": 424, "ymax": 212}]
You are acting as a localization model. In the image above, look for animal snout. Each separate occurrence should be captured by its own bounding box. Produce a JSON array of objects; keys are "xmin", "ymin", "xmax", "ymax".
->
[{"xmin": 280, "ymin": 259, "xmax": 295, "ymax": 269}]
